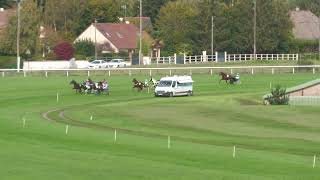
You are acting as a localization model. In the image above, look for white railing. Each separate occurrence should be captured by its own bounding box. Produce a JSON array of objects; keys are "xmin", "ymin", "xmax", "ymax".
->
[
  {"xmin": 151, "ymin": 57, "xmax": 175, "ymax": 64},
  {"xmin": 227, "ymin": 54, "xmax": 299, "ymax": 62},
  {"xmin": 1, "ymin": 65, "xmax": 319, "ymax": 77},
  {"xmin": 184, "ymin": 55, "xmax": 217, "ymax": 64}
]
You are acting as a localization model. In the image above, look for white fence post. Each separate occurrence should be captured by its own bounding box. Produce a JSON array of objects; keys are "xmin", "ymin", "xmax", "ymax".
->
[
  {"xmin": 66, "ymin": 71, "xmax": 69, "ymax": 77},
  {"xmin": 87, "ymin": 71, "xmax": 90, "ymax": 77},
  {"xmin": 313, "ymin": 68, "xmax": 315, "ymax": 74},
  {"xmin": 129, "ymin": 70, "xmax": 132, "ymax": 76},
  {"xmin": 251, "ymin": 68, "xmax": 254, "ymax": 75},
  {"xmin": 149, "ymin": 69, "xmax": 152, "ymax": 76},
  {"xmin": 168, "ymin": 136, "xmax": 171, "ymax": 149},
  {"xmin": 174, "ymin": 53, "xmax": 177, "ymax": 64},
  {"xmin": 45, "ymin": 71, "xmax": 48, "ymax": 78},
  {"xmin": 2, "ymin": 71, "xmax": 4, "ymax": 77},
  {"xmin": 292, "ymin": 68, "xmax": 295, "ymax": 74},
  {"xmin": 210, "ymin": 69, "xmax": 213, "ymax": 76},
  {"xmin": 272, "ymin": 68, "xmax": 274, "ymax": 75},
  {"xmin": 183, "ymin": 54, "xmax": 186, "ymax": 64},
  {"xmin": 215, "ymin": 51, "xmax": 218, "ymax": 62},
  {"xmin": 108, "ymin": 70, "xmax": 111, "ymax": 77},
  {"xmin": 313, "ymin": 155, "xmax": 316, "ymax": 168},
  {"xmin": 23, "ymin": 71, "xmax": 26, "ymax": 77},
  {"xmin": 224, "ymin": 52, "xmax": 227, "ymax": 62},
  {"xmin": 169, "ymin": 69, "xmax": 172, "ymax": 76}
]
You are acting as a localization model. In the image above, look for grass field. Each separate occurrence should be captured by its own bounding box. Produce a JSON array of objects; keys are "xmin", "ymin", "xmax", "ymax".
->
[{"xmin": 1, "ymin": 73, "xmax": 320, "ymax": 179}]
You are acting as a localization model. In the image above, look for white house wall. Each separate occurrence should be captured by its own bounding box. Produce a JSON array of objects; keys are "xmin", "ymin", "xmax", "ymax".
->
[{"xmin": 74, "ymin": 25, "xmax": 119, "ymax": 53}]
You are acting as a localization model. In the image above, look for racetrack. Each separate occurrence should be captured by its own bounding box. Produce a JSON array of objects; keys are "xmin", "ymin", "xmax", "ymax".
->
[{"xmin": 1, "ymin": 73, "xmax": 320, "ymax": 179}]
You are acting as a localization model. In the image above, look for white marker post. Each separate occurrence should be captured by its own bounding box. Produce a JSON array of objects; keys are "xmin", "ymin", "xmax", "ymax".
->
[
  {"xmin": 292, "ymin": 68, "xmax": 295, "ymax": 74},
  {"xmin": 270, "ymin": 82, "xmax": 272, "ymax": 89},
  {"xmin": 129, "ymin": 70, "xmax": 132, "ymax": 76},
  {"xmin": 65, "ymin": 125, "xmax": 69, "ymax": 135},
  {"xmin": 2, "ymin": 71, "xmax": 4, "ymax": 77},
  {"xmin": 313, "ymin": 155, "xmax": 316, "ymax": 168},
  {"xmin": 23, "ymin": 71, "xmax": 26, "ymax": 77},
  {"xmin": 168, "ymin": 136, "xmax": 171, "ymax": 149},
  {"xmin": 210, "ymin": 69, "xmax": 213, "ymax": 76},
  {"xmin": 87, "ymin": 71, "xmax": 90, "ymax": 77},
  {"xmin": 56, "ymin": 92, "xmax": 59, "ymax": 103},
  {"xmin": 313, "ymin": 68, "xmax": 315, "ymax": 75},
  {"xmin": 272, "ymin": 68, "xmax": 274, "ymax": 75},
  {"xmin": 22, "ymin": 117, "xmax": 26, "ymax": 128},
  {"xmin": 90, "ymin": 115, "xmax": 93, "ymax": 121},
  {"xmin": 114, "ymin": 129, "xmax": 117, "ymax": 143},
  {"xmin": 169, "ymin": 69, "xmax": 172, "ymax": 76},
  {"xmin": 45, "ymin": 71, "xmax": 48, "ymax": 78},
  {"xmin": 66, "ymin": 71, "xmax": 69, "ymax": 77},
  {"xmin": 233, "ymin": 146, "xmax": 236, "ymax": 158},
  {"xmin": 108, "ymin": 70, "xmax": 111, "ymax": 77},
  {"xmin": 251, "ymin": 68, "xmax": 254, "ymax": 75},
  {"xmin": 149, "ymin": 69, "xmax": 152, "ymax": 76}
]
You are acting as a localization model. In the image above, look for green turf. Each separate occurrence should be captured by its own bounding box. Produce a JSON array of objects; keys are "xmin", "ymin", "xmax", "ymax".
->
[{"xmin": 0, "ymin": 73, "xmax": 320, "ymax": 179}]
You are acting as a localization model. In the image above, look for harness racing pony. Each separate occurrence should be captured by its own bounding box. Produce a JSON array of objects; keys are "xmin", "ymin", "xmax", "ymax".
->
[
  {"xmin": 132, "ymin": 78, "xmax": 144, "ymax": 92},
  {"xmin": 70, "ymin": 80, "xmax": 82, "ymax": 93},
  {"xmin": 219, "ymin": 72, "xmax": 235, "ymax": 84}
]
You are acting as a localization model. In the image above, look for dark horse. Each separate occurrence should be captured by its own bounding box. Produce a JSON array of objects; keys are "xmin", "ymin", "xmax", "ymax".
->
[
  {"xmin": 132, "ymin": 78, "xmax": 144, "ymax": 92},
  {"xmin": 219, "ymin": 72, "xmax": 235, "ymax": 84},
  {"xmin": 70, "ymin": 80, "xmax": 82, "ymax": 93}
]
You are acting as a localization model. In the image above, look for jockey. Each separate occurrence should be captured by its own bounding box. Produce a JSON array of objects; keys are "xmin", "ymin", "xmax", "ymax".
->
[
  {"xmin": 234, "ymin": 73, "xmax": 240, "ymax": 82},
  {"xmin": 102, "ymin": 80, "xmax": 108, "ymax": 90},
  {"xmin": 144, "ymin": 79, "xmax": 149, "ymax": 87},
  {"xmin": 85, "ymin": 79, "xmax": 91, "ymax": 89}
]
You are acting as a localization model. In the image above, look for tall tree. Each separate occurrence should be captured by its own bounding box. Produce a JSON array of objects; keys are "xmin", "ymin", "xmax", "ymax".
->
[
  {"xmin": 0, "ymin": 0, "xmax": 40, "ymax": 56},
  {"xmin": 156, "ymin": 0, "xmax": 198, "ymax": 55}
]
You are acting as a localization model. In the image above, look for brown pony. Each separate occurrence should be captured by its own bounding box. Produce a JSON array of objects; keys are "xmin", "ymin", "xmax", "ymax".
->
[
  {"xmin": 132, "ymin": 78, "xmax": 144, "ymax": 92},
  {"xmin": 219, "ymin": 72, "xmax": 235, "ymax": 84}
]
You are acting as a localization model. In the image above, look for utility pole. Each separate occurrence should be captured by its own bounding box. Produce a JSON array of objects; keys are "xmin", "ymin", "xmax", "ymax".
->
[
  {"xmin": 16, "ymin": 0, "xmax": 21, "ymax": 72},
  {"xmin": 211, "ymin": 16, "xmax": 214, "ymax": 56},
  {"xmin": 139, "ymin": 0, "xmax": 142, "ymax": 66},
  {"xmin": 253, "ymin": 0, "xmax": 257, "ymax": 58},
  {"xmin": 318, "ymin": 17, "xmax": 320, "ymax": 60},
  {"xmin": 94, "ymin": 19, "xmax": 97, "ymax": 60}
]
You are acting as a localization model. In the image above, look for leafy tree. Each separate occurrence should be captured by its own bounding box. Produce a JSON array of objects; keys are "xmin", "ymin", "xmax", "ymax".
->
[
  {"xmin": 0, "ymin": 0, "xmax": 40, "ymax": 57},
  {"xmin": 289, "ymin": 0, "xmax": 320, "ymax": 16},
  {"xmin": 53, "ymin": 42, "xmax": 74, "ymax": 60},
  {"xmin": 156, "ymin": 0, "xmax": 198, "ymax": 55},
  {"xmin": 74, "ymin": 40, "xmax": 95, "ymax": 57},
  {"xmin": 266, "ymin": 85, "xmax": 289, "ymax": 105},
  {"xmin": 133, "ymin": 0, "xmax": 170, "ymax": 24}
]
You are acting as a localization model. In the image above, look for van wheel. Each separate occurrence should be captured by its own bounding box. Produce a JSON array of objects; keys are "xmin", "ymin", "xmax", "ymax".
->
[
  {"xmin": 187, "ymin": 91, "xmax": 193, "ymax": 96},
  {"xmin": 154, "ymin": 93, "xmax": 158, "ymax": 97},
  {"xmin": 169, "ymin": 92, "xmax": 173, "ymax": 97}
]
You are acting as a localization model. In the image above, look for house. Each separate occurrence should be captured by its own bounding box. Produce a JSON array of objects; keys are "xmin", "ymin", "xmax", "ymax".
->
[
  {"xmin": 290, "ymin": 8, "xmax": 320, "ymax": 40},
  {"xmin": 75, "ymin": 23, "xmax": 139, "ymax": 59},
  {"xmin": 0, "ymin": 8, "xmax": 15, "ymax": 33}
]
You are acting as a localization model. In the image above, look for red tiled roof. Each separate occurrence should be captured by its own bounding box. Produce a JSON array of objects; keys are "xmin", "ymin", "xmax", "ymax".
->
[
  {"xmin": 95, "ymin": 23, "xmax": 139, "ymax": 50},
  {"xmin": 0, "ymin": 9, "xmax": 15, "ymax": 30},
  {"xmin": 290, "ymin": 10, "xmax": 320, "ymax": 40}
]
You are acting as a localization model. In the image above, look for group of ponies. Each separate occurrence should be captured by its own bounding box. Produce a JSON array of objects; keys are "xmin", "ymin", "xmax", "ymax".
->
[{"xmin": 70, "ymin": 79, "xmax": 109, "ymax": 95}]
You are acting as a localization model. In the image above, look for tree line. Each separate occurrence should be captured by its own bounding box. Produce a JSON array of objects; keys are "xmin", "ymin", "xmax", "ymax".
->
[{"xmin": 0, "ymin": 0, "xmax": 319, "ymax": 60}]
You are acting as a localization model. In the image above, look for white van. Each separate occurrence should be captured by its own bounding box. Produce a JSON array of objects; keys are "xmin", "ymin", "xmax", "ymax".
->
[{"xmin": 154, "ymin": 75, "xmax": 194, "ymax": 97}]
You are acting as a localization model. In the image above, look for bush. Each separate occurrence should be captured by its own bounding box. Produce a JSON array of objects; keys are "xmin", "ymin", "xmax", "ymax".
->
[
  {"xmin": 266, "ymin": 85, "xmax": 289, "ymax": 105},
  {"xmin": 53, "ymin": 42, "xmax": 74, "ymax": 60}
]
